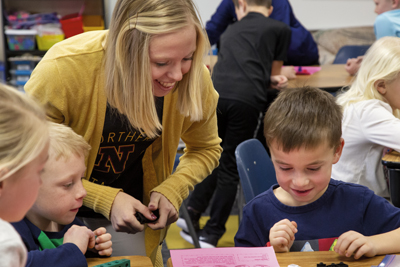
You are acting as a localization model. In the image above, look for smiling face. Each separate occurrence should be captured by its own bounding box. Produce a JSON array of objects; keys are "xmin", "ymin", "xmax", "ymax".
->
[
  {"xmin": 0, "ymin": 144, "xmax": 48, "ymax": 222},
  {"xmin": 26, "ymin": 153, "xmax": 86, "ymax": 231},
  {"xmin": 374, "ymin": 0, "xmax": 394, "ymax": 14},
  {"xmin": 149, "ymin": 24, "xmax": 197, "ymax": 97},
  {"xmin": 270, "ymin": 139, "xmax": 343, "ymax": 207}
]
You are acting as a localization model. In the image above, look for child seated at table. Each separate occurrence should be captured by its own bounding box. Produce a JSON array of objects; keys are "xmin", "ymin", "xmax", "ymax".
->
[
  {"xmin": 235, "ymin": 87, "xmax": 400, "ymax": 259},
  {"xmin": 333, "ymin": 37, "xmax": 400, "ymax": 198},
  {"xmin": 12, "ymin": 122, "xmax": 112, "ymax": 267}
]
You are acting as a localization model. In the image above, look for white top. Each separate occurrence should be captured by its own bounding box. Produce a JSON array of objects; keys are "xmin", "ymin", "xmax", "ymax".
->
[
  {"xmin": 0, "ymin": 218, "xmax": 27, "ymax": 267},
  {"xmin": 332, "ymin": 99, "xmax": 400, "ymax": 198}
]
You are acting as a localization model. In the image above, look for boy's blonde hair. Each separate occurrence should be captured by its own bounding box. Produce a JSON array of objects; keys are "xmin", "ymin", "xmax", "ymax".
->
[
  {"xmin": 264, "ymin": 87, "xmax": 342, "ymax": 152},
  {"xmin": 48, "ymin": 122, "xmax": 91, "ymax": 161},
  {"xmin": 336, "ymin": 37, "xmax": 400, "ymax": 119},
  {"xmin": 0, "ymin": 84, "xmax": 49, "ymax": 182},
  {"xmin": 104, "ymin": 0, "xmax": 210, "ymax": 139}
]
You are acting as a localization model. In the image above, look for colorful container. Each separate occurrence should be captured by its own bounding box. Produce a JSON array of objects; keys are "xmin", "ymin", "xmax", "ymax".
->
[{"xmin": 5, "ymin": 29, "xmax": 37, "ymax": 51}]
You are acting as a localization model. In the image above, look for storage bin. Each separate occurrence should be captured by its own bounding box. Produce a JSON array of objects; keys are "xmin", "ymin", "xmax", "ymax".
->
[
  {"xmin": 10, "ymin": 69, "xmax": 32, "ymax": 82},
  {"xmin": 60, "ymin": 13, "xmax": 84, "ymax": 38},
  {"xmin": 82, "ymin": 15, "xmax": 104, "ymax": 32},
  {"xmin": 9, "ymin": 56, "xmax": 41, "ymax": 71},
  {"xmin": 5, "ymin": 29, "xmax": 37, "ymax": 51},
  {"xmin": 36, "ymin": 34, "xmax": 64, "ymax": 50}
]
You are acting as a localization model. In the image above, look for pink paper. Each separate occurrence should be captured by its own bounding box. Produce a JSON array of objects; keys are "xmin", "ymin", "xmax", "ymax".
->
[
  {"xmin": 294, "ymin": 66, "xmax": 321, "ymax": 75},
  {"xmin": 170, "ymin": 247, "xmax": 280, "ymax": 267}
]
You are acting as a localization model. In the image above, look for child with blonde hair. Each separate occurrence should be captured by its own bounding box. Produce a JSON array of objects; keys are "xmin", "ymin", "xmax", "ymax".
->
[
  {"xmin": 12, "ymin": 122, "xmax": 112, "ymax": 267},
  {"xmin": 333, "ymin": 36, "xmax": 400, "ymax": 198},
  {"xmin": 0, "ymin": 84, "xmax": 49, "ymax": 267}
]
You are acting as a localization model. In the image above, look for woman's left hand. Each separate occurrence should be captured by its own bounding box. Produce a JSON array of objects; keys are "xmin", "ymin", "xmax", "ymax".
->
[{"xmin": 147, "ymin": 192, "xmax": 178, "ymax": 230}]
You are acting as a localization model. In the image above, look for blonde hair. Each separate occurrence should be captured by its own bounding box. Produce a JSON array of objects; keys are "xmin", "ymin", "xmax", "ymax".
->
[
  {"xmin": 0, "ymin": 84, "xmax": 49, "ymax": 182},
  {"xmin": 336, "ymin": 37, "xmax": 400, "ymax": 118},
  {"xmin": 264, "ymin": 87, "xmax": 342, "ymax": 152},
  {"xmin": 104, "ymin": 0, "xmax": 210, "ymax": 138},
  {"xmin": 48, "ymin": 122, "xmax": 91, "ymax": 161}
]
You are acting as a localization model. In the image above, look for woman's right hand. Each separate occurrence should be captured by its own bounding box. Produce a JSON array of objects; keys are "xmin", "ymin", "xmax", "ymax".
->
[{"xmin": 110, "ymin": 192, "xmax": 155, "ymax": 234}]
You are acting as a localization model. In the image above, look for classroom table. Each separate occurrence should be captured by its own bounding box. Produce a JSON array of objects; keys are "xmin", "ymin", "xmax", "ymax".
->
[
  {"xmin": 203, "ymin": 55, "xmax": 354, "ymax": 93},
  {"xmin": 287, "ymin": 64, "xmax": 354, "ymax": 92},
  {"xmin": 167, "ymin": 251, "xmax": 386, "ymax": 267},
  {"xmin": 382, "ymin": 150, "xmax": 400, "ymax": 208},
  {"xmin": 87, "ymin": 255, "xmax": 153, "ymax": 267}
]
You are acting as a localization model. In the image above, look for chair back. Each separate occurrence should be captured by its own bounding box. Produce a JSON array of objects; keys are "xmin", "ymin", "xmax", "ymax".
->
[
  {"xmin": 235, "ymin": 139, "xmax": 277, "ymax": 203},
  {"xmin": 333, "ymin": 45, "xmax": 371, "ymax": 64}
]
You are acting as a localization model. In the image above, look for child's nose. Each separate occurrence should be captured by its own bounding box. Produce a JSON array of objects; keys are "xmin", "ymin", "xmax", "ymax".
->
[
  {"xmin": 76, "ymin": 182, "xmax": 87, "ymax": 199},
  {"xmin": 293, "ymin": 174, "xmax": 309, "ymax": 187}
]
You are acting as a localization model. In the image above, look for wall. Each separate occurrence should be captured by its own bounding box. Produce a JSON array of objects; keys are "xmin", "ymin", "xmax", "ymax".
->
[
  {"xmin": 104, "ymin": 0, "xmax": 377, "ymax": 30},
  {"xmin": 193, "ymin": 0, "xmax": 377, "ymax": 31}
]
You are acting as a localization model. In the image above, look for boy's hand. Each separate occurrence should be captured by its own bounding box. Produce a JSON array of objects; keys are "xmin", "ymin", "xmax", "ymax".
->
[
  {"xmin": 146, "ymin": 192, "xmax": 178, "ymax": 230},
  {"xmin": 270, "ymin": 75, "xmax": 288, "ymax": 90},
  {"xmin": 92, "ymin": 227, "xmax": 113, "ymax": 256},
  {"xmin": 335, "ymin": 231, "xmax": 377, "ymax": 259},
  {"xmin": 269, "ymin": 219, "xmax": 298, "ymax": 252},
  {"xmin": 110, "ymin": 192, "xmax": 152, "ymax": 234},
  {"xmin": 63, "ymin": 225, "xmax": 95, "ymax": 254},
  {"xmin": 345, "ymin": 56, "xmax": 363, "ymax": 76},
  {"xmin": 281, "ymin": 66, "xmax": 297, "ymax": 80}
]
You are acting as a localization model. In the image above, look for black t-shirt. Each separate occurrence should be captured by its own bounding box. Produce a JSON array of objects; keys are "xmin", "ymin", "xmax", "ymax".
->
[
  {"xmin": 78, "ymin": 98, "xmax": 164, "ymax": 218},
  {"xmin": 212, "ymin": 12, "xmax": 291, "ymax": 112}
]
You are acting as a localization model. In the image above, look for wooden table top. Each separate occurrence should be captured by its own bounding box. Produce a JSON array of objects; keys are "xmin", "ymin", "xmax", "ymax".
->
[
  {"xmin": 287, "ymin": 64, "xmax": 354, "ymax": 91},
  {"xmin": 383, "ymin": 151, "xmax": 400, "ymax": 164},
  {"xmin": 204, "ymin": 55, "xmax": 353, "ymax": 91},
  {"xmin": 87, "ymin": 255, "xmax": 153, "ymax": 267},
  {"xmin": 167, "ymin": 251, "xmax": 385, "ymax": 267}
]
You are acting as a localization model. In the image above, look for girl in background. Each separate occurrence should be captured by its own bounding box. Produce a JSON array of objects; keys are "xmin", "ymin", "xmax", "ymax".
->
[{"xmin": 333, "ymin": 36, "xmax": 400, "ymax": 198}]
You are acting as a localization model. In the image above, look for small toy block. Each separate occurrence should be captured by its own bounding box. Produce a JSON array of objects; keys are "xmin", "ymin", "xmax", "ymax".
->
[{"xmin": 92, "ymin": 259, "xmax": 130, "ymax": 267}]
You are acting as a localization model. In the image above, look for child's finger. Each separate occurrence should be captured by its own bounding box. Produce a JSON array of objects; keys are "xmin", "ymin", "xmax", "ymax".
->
[
  {"xmin": 87, "ymin": 231, "xmax": 96, "ymax": 249},
  {"xmin": 95, "ymin": 240, "xmax": 113, "ymax": 251},
  {"xmin": 93, "ymin": 227, "xmax": 107, "ymax": 236},
  {"xmin": 96, "ymin": 233, "xmax": 112, "ymax": 244},
  {"xmin": 98, "ymin": 244, "xmax": 113, "ymax": 256}
]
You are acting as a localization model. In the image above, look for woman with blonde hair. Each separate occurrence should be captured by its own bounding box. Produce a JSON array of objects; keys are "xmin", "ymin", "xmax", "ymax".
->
[
  {"xmin": 333, "ymin": 36, "xmax": 400, "ymax": 198},
  {"xmin": 0, "ymin": 84, "xmax": 49, "ymax": 267},
  {"xmin": 25, "ymin": 0, "xmax": 222, "ymax": 264}
]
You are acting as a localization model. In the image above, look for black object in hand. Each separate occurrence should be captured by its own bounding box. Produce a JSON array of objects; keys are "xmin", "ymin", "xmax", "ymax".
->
[{"xmin": 135, "ymin": 209, "xmax": 159, "ymax": 224}]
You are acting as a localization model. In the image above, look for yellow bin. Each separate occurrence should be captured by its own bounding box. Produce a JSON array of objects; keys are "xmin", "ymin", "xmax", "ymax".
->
[
  {"xmin": 82, "ymin": 15, "xmax": 105, "ymax": 32},
  {"xmin": 36, "ymin": 34, "xmax": 65, "ymax": 51}
]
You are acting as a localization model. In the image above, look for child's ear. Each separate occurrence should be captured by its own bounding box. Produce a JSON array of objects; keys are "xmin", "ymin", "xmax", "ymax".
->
[
  {"xmin": 374, "ymin": 79, "xmax": 387, "ymax": 95},
  {"xmin": 239, "ymin": 0, "xmax": 247, "ymax": 12},
  {"xmin": 392, "ymin": 0, "xmax": 399, "ymax": 8},
  {"xmin": 268, "ymin": 6, "xmax": 274, "ymax": 16},
  {"xmin": 332, "ymin": 138, "xmax": 345, "ymax": 164}
]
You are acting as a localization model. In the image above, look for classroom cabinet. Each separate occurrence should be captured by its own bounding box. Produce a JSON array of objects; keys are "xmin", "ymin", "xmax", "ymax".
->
[{"xmin": 0, "ymin": 0, "xmax": 105, "ymax": 83}]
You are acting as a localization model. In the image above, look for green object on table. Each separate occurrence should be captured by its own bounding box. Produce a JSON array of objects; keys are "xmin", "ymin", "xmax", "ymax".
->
[{"xmin": 93, "ymin": 259, "xmax": 131, "ymax": 267}]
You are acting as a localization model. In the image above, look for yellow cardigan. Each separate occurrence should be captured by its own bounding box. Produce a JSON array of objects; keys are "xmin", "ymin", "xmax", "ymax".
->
[{"xmin": 25, "ymin": 31, "xmax": 222, "ymax": 266}]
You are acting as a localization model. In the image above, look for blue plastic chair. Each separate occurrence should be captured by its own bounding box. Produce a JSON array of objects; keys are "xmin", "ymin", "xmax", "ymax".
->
[
  {"xmin": 333, "ymin": 45, "xmax": 371, "ymax": 64},
  {"xmin": 235, "ymin": 139, "xmax": 277, "ymax": 203}
]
